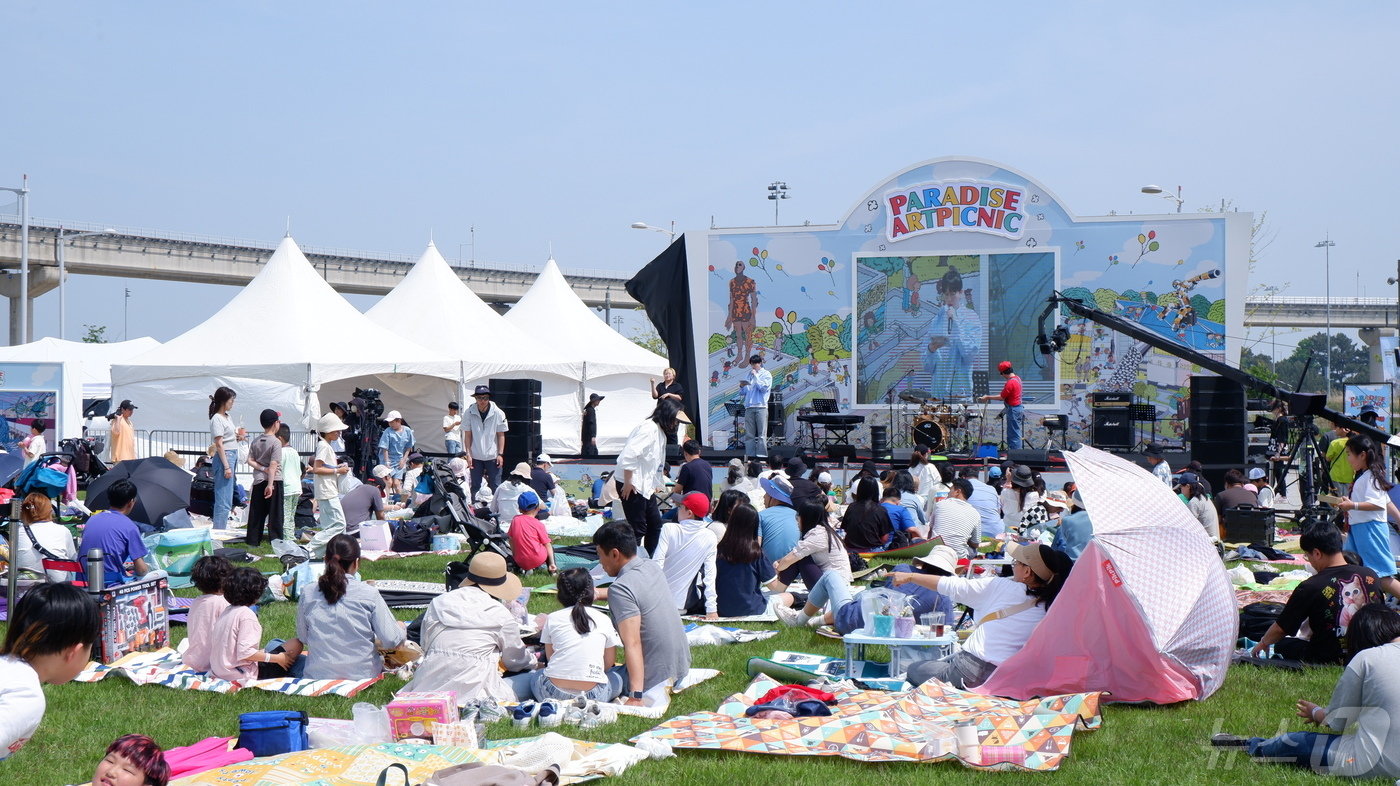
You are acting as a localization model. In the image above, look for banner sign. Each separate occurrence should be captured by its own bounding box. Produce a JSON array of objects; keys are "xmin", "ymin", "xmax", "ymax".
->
[
  {"xmin": 886, "ymin": 180, "xmax": 1025, "ymax": 242},
  {"xmin": 1344, "ymin": 383, "xmax": 1391, "ymax": 425}
]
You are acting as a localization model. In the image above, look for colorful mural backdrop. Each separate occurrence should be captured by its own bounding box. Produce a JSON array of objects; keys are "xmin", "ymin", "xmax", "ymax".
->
[{"xmin": 697, "ymin": 158, "xmax": 1248, "ymax": 452}]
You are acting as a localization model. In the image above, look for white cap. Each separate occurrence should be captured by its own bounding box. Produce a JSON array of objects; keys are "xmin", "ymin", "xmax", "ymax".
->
[
  {"xmin": 384, "ymin": 410, "xmax": 403, "ymax": 422},
  {"xmin": 816, "ymin": 471, "xmax": 832, "ymax": 484},
  {"xmin": 537, "ymin": 453, "xmax": 554, "ymax": 464}
]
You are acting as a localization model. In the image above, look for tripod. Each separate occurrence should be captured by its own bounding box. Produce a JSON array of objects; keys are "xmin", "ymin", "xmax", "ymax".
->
[{"xmin": 1279, "ymin": 416, "xmax": 1331, "ymax": 510}]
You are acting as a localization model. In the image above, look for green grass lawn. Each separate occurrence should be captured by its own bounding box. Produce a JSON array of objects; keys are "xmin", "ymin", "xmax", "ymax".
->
[{"xmin": 2, "ymin": 546, "xmax": 1386, "ymax": 785}]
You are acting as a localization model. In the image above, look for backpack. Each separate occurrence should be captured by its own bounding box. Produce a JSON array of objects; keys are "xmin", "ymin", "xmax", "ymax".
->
[
  {"xmin": 391, "ymin": 516, "xmax": 437, "ymax": 552},
  {"xmin": 1240, "ymin": 602, "xmax": 1284, "ymax": 641},
  {"xmin": 14, "ymin": 461, "xmax": 68, "ymax": 497}
]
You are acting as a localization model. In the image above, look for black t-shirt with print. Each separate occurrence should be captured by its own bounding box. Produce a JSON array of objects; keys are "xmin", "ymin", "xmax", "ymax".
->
[{"xmin": 1276, "ymin": 564, "xmax": 1384, "ymax": 664}]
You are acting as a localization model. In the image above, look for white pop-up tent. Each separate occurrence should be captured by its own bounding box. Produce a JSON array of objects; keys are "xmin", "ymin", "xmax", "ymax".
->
[
  {"xmin": 0, "ymin": 336, "xmax": 161, "ymax": 440},
  {"xmin": 111, "ymin": 236, "xmax": 461, "ymax": 441},
  {"xmin": 363, "ymin": 243, "xmax": 585, "ymax": 454},
  {"xmin": 505, "ymin": 258, "xmax": 668, "ymax": 453}
]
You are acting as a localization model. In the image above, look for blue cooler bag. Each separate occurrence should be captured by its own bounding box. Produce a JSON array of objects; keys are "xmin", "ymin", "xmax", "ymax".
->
[{"xmin": 237, "ymin": 710, "xmax": 309, "ymax": 757}]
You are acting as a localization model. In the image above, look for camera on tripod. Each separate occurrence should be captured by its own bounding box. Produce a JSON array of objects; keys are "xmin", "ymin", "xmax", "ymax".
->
[{"xmin": 353, "ymin": 387, "xmax": 384, "ymax": 420}]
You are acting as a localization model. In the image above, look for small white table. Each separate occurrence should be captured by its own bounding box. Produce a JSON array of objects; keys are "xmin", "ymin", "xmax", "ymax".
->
[{"xmin": 843, "ymin": 629, "xmax": 956, "ymax": 679}]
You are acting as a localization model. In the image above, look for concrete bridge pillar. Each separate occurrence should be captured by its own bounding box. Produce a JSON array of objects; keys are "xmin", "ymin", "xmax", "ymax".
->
[
  {"xmin": 1359, "ymin": 327, "xmax": 1396, "ymax": 385},
  {"xmin": 0, "ymin": 267, "xmax": 59, "ymax": 345}
]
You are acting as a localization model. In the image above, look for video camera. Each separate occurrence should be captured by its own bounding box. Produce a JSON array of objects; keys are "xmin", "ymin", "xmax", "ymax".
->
[{"xmin": 352, "ymin": 387, "xmax": 384, "ymax": 420}]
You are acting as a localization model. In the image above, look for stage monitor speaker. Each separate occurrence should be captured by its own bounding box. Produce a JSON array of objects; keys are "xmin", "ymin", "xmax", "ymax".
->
[
  {"xmin": 767, "ymin": 400, "xmax": 785, "ymax": 440},
  {"xmin": 1006, "ymin": 449, "xmax": 1053, "ymax": 469},
  {"xmin": 768, "ymin": 444, "xmax": 810, "ymax": 469},
  {"xmin": 827, "ymin": 444, "xmax": 858, "ymax": 461},
  {"xmin": 1091, "ymin": 410, "xmax": 1133, "ymax": 450}
]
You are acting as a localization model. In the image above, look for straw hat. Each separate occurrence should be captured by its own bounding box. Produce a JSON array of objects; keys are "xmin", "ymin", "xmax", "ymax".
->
[
  {"xmin": 459, "ymin": 552, "xmax": 522, "ymax": 601},
  {"xmin": 510, "ymin": 462, "xmax": 533, "ymax": 478}
]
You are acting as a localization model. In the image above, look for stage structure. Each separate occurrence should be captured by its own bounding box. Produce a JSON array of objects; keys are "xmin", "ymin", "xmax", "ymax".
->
[{"xmin": 676, "ymin": 158, "xmax": 1251, "ymax": 452}]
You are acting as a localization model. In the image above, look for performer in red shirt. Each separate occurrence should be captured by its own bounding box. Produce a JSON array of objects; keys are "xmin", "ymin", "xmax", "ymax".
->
[{"xmin": 981, "ymin": 361, "xmax": 1024, "ymax": 450}]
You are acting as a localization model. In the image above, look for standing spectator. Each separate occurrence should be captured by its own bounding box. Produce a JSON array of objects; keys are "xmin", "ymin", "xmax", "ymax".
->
[
  {"xmin": 652, "ymin": 492, "xmax": 719, "ymax": 618},
  {"xmin": 1339, "ymin": 434, "xmax": 1400, "ymax": 601},
  {"xmin": 959, "ymin": 467, "xmax": 1004, "ymax": 539},
  {"xmin": 651, "ymin": 368, "xmax": 685, "ymax": 445},
  {"xmin": 308, "ymin": 412, "xmax": 352, "ymax": 558},
  {"xmin": 932, "ymin": 478, "xmax": 982, "ymax": 559},
  {"xmin": 0, "ymin": 583, "xmax": 100, "ymax": 762},
  {"xmin": 20, "ymin": 422, "xmax": 46, "ymax": 465},
  {"xmin": 674, "ymin": 440, "xmax": 714, "ymax": 502},
  {"xmin": 244, "ymin": 409, "xmax": 284, "ymax": 548},
  {"xmin": 109, "ymin": 400, "xmax": 137, "ymax": 463},
  {"xmin": 12, "ymin": 493, "xmax": 77, "ymax": 582},
  {"xmin": 462, "ymin": 385, "xmax": 509, "ymax": 497},
  {"xmin": 509, "ymin": 491, "xmax": 556, "ymax": 573},
  {"xmin": 442, "ymin": 402, "xmax": 463, "ymax": 456},
  {"xmin": 594, "ymin": 522, "xmax": 690, "ymax": 707},
  {"xmin": 530, "ymin": 454, "xmax": 557, "ymax": 503},
  {"xmin": 1326, "ymin": 425, "xmax": 1356, "ymax": 497},
  {"xmin": 1175, "ymin": 472, "xmax": 1220, "ymax": 542},
  {"xmin": 980, "ymin": 361, "xmax": 1024, "ymax": 450},
  {"xmin": 1266, "ymin": 399, "xmax": 1292, "ymax": 495},
  {"xmin": 615, "ymin": 398, "xmax": 687, "ymax": 556},
  {"xmin": 79, "ymin": 479, "xmax": 151, "ymax": 587},
  {"xmin": 207, "ymin": 386, "xmax": 246, "ymax": 529},
  {"xmin": 739, "ymin": 354, "xmax": 772, "ymax": 458},
  {"xmin": 1144, "ymin": 443, "xmax": 1172, "ymax": 486},
  {"xmin": 278, "ymin": 424, "xmax": 303, "ymax": 534},
  {"xmin": 377, "ymin": 411, "xmax": 415, "ymax": 482},
  {"xmin": 581, "ymin": 393, "xmax": 604, "ymax": 457},
  {"xmin": 296, "ymin": 534, "xmax": 404, "ymax": 681},
  {"xmin": 1214, "ymin": 468, "xmax": 1259, "ymax": 517}
]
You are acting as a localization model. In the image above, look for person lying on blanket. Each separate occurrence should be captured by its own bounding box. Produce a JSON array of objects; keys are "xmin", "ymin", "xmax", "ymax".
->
[
  {"xmin": 776, "ymin": 544, "xmax": 957, "ymax": 633},
  {"xmin": 1212, "ymin": 603, "xmax": 1400, "ymax": 779},
  {"xmin": 893, "ymin": 542, "xmax": 1073, "ymax": 690},
  {"xmin": 91, "ymin": 734, "xmax": 169, "ymax": 786}
]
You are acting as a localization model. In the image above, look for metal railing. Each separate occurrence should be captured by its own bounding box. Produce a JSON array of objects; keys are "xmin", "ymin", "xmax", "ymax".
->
[{"xmin": 1246, "ymin": 295, "xmax": 1394, "ymax": 307}]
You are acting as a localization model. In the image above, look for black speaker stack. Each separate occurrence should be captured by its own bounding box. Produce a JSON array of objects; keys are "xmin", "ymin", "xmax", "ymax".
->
[
  {"xmin": 489, "ymin": 378, "xmax": 542, "ymax": 468},
  {"xmin": 767, "ymin": 391, "xmax": 785, "ymax": 441},
  {"xmin": 1090, "ymin": 392, "xmax": 1133, "ymax": 450},
  {"xmin": 1190, "ymin": 376, "xmax": 1246, "ymax": 488}
]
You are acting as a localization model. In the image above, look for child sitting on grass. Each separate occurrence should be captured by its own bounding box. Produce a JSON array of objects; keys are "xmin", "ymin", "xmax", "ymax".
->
[
  {"xmin": 90, "ymin": 734, "xmax": 169, "ymax": 786},
  {"xmin": 509, "ymin": 490, "xmax": 555, "ymax": 574},
  {"xmin": 209, "ymin": 567, "xmax": 303, "ymax": 683},
  {"xmin": 0, "ymin": 583, "xmax": 100, "ymax": 761},
  {"xmin": 529, "ymin": 567, "xmax": 622, "ymax": 702},
  {"xmin": 181, "ymin": 555, "xmax": 233, "ymax": 672}
]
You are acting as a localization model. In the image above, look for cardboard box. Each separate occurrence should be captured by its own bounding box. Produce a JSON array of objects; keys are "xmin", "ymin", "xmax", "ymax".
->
[{"xmin": 386, "ymin": 691, "xmax": 457, "ymax": 742}]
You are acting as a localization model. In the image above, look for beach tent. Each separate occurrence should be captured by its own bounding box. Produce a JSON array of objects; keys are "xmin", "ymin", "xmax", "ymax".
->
[
  {"xmin": 976, "ymin": 445, "xmax": 1236, "ymax": 704},
  {"xmin": 0, "ymin": 336, "xmax": 160, "ymax": 440},
  {"xmin": 111, "ymin": 237, "xmax": 460, "ymax": 444},
  {"xmin": 505, "ymin": 258, "xmax": 668, "ymax": 453},
  {"xmin": 363, "ymin": 243, "xmax": 585, "ymax": 454}
]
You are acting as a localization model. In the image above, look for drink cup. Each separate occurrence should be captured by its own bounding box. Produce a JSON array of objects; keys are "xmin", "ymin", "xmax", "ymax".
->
[
  {"xmin": 893, "ymin": 616, "xmax": 914, "ymax": 638},
  {"xmin": 872, "ymin": 614, "xmax": 894, "ymax": 637},
  {"xmin": 922, "ymin": 612, "xmax": 947, "ymax": 638}
]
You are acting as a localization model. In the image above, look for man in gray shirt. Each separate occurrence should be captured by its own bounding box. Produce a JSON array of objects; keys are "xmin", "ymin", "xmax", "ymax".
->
[
  {"xmin": 340, "ymin": 477, "xmax": 386, "ymax": 537},
  {"xmin": 245, "ymin": 408, "xmax": 284, "ymax": 547},
  {"xmin": 595, "ymin": 521, "xmax": 689, "ymax": 706}
]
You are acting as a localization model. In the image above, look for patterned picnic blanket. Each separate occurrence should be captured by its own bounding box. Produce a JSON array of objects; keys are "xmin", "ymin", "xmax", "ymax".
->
[
  {"xmin": 635, "ymin": 674, "xmax": 1102, "ymax": 771},
  {"xmin": 76, "ymin": 647, "xmax": 381, "ymax": 697},
  {"xmin": 1235, "ymin": 588, "xmax": 1294, "ymax": 608}
]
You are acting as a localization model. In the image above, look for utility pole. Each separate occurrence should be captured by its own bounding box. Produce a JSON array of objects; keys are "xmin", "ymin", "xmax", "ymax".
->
[
  {"xmin": 123, "ymin": 288, "xmax": 132, "ymax": 339},
  {"xmin": 1316, "ymin": 237, "xmax": 1335, "ymax": 398}
]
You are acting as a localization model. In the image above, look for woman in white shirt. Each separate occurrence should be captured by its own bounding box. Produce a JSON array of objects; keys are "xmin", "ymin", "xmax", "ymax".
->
[
  {"xmin": 1337, "ymin": 435, "xmax": 1400, "ymax": 599},
  {"xmin": 208, "ymin": 386, "xmax": 244, "ymax": 529},
  {"xmin": 492, "ymin": 463, "xmax": 533, "ymax": 522},
  {"xmin": 894, "ymin": 542, "xmax": 1073, "ymax": 690},
  {"xmin": 12, "ymin": 493, "xmax": 76, "ymax": 582},
  {"xmin": 526, "ymin": 568, "xmax": 623, "ymax": 702},
  {"xmin": 614, "ymin": 398, "xmax": 687, "ymax": 556}
]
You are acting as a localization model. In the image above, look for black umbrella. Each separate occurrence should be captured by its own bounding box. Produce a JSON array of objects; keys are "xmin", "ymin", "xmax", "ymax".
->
[
  {"xmin": 0, "ymin": 451, "xmax": 25, "ymax": 487},
  {"xmin": 86, "ymin": 456, "xmax": 191, "ymax": 526}
]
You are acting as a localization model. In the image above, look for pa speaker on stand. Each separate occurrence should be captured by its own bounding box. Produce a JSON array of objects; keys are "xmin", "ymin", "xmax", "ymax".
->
[{"xmin": 869, "ymin": 425, "xmax": 889, "ymax": 462}]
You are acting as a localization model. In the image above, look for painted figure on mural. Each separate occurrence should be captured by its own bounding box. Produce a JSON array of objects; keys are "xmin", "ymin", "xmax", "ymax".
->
[
  {"xmin": 725, "ymin": 260, "xmax": 759, "ymax": 363},
  {"xmin": 923, "ymin": 268, "xmax": 981, "ymax": 400},
  {"xmin": 902, "ymin": 259, "xmax": 921, "ymax": 314}
]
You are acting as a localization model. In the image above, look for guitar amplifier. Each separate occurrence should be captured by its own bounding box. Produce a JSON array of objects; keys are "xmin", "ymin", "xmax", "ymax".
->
[
  {"xmin": 1092, "ymin": 410, "xmax": 1133, "ymax": 449},
  {"xmin": 1090, "ymin": 392, "xmax": 1132, "ymax": 408}
]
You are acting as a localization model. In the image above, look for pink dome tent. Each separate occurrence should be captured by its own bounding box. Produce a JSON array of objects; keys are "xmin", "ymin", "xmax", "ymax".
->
[{"xmin": 977, "ymin": 445, "xmax": 1237, "ymax": 704}]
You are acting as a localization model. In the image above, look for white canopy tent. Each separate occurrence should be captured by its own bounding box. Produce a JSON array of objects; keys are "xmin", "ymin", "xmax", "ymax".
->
[
  {"xmin": 505, "ymin": 258, "xmax": 668, "ymax": 453},
  {"xmin": 111, "ymin": 237, "xmax": 461, "ymax": 444},
  {"xmin": 363, "ymin": 243, "xmax": 584, "ymax": 454},
  {"xmin": 0, "ymin": 336, "xmax": 161, "ymax": 440}
]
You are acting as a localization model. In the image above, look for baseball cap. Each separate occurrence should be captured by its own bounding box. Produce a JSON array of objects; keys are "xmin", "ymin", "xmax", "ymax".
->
[
  {"xmin": 119, "ymin": 399, "xmax": 138, "ymax": 411},
  {"xmin": 259, "ymin": 408, "xmax": 281, "ymax": 429},
  {"xmin": 1247, "ymin": 466, "xmax": 1266, "ymax": 480},
  {"xmin": 987, "ymin": 466, "xmax": 1003, "ymax": 479},
  {"xmin": 1174, "ymin": 471, "xmax": 1201, "ymax": 487},
  {"xmin": 516, "ymin": 490, "xmax": 541, "ymax": 511},
  {"xmin": 536, "ymin": 454, "xmax": 553, "ymax": 465},
  {"xmin": 473, "ymin": 385, "xmax": 491, "ymax": 397},
  {"xmin": 448, "ymin": 457, "xmax": 469, "ymax": 479},
  {"xmin": 372, "ymin": 464, "xmax": 392, "ymax": 479},
  {"xmin": 384, "ymin": 410, "xmax": 404, "ymax": 422},
  {"xmin": 998, "ymin": 361, "xmax": 1013, "ymax": 373},
  {"xmin": 680, "ymin": 492, "xmax": 710, "ymax": 519}
]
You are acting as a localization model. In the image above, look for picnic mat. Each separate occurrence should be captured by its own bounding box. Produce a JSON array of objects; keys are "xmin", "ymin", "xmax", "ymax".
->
[
  {"xmin": 683, "ymin": 610, "xmax": 778, "ymax": 623},
  {"xmin": 747, "ymin": 650, "xmax": 908, "ymax": 691},
  {"xmin": 76, "ymin": 647, "xmax": 381, "ymax": 697},
  {"xmin": 1235, "ymin": 588, "xmax": 1294, "ymax": 608},
  {"xmin": 634, "ymin": 674, "xmax": 1103, "ymax": 771},
  {"xmin": 685, "ymin": 622, "xmax": 779, "ymax": 646},
  {"xmin": 368, "ymin": 579, "xmax": 447, "ymax": 609},
  {"xmin": 172, "ymin": 735, "xmax": 647, "ymax": 785}
]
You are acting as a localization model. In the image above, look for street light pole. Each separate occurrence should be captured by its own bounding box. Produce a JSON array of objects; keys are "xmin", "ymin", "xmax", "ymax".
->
[
  {"xmin": 0, "ymin": 176, "xmax": 29, "ymax": 344},
  {"xmin": 1317, "ymin": 237, "xmax": 1336, "ymax": 398},
  {"xmin": 767, "ymin": 181, "xmax": 790, "ymax": 224},
  {"xmin": 1140, "ymin": 184, "xmax": 1183, "ymax": 213},
  {"xmin": 56, "ymin": 227, "xmax": 115, "ymax": 340},
  {"xmin": 629, "ymin": 221, "xmax": 677, "ymax": 243}
]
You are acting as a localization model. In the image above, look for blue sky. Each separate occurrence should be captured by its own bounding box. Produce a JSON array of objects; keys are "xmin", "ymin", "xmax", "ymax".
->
[{"xmin": 2, "ymin": 1, "xmax": 1396, "ymax": 356}]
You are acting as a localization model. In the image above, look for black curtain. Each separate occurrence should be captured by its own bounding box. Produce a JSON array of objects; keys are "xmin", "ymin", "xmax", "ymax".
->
[{"xmin": 625, "ymin": 235, "xmax": 701, "ymax": 437}]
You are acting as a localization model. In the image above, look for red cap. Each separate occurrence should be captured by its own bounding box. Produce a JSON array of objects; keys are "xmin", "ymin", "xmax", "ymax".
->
[
  {"xmin": 998, "ymin": 361, "xmax": 1013, "ymax": 373},
  {"xmin": 680, "ymin": 492, "xmax": 711, "ymax": 519}
]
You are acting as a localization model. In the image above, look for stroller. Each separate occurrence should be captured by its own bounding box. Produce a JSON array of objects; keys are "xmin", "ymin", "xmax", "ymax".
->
[
  {"xmin": 415, "ymin": 457, "xmax": 512, "ymax": 564},
  {"xmin": 58, "ymin": 436, "xmax": 108, "ymax": 487}
]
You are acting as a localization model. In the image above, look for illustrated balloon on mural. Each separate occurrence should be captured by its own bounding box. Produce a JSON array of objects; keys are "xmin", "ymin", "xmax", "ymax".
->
[
  {"xmin": 774, "ymin": 307, "xmax": 784, "ymax": 320},
  {"xmin": 801, "ymin": 285, "xmax": 812, "ymax": 299},
  {"xmin": 786, "ymin": 311, "xmax": 797, "ymax": 324},
  {"xmin": 820, "ymin": 256, "xmax": 838, "ymax": 286}
]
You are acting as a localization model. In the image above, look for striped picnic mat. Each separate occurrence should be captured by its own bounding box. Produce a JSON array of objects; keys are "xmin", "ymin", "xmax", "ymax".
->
[{"xmin": 75, "ymin": 647, "xmax": 381, "ymax": 697}]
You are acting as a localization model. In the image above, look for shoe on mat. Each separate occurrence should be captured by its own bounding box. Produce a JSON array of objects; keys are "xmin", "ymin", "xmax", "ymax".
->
[
  {"xmin": 579, "ymin": 701, "xmax": 618, "ymax": 729},
  {"xmin": 562, "ymin": 697, "xmax": 589, "ymax": 726},
  {"xmin": 1210, "ymin": 733, "xmax": 1250, "ymax": 748},
  {"xmin": 537, "ymin": 700, "xmax": 562, "ymax": 728},
  {"xmin": 509, "ymin": 702, "xmax": 538, "ymax": 728},
  {"xmin": 774, "ymin": 603, "xmax": 804, "ymax": 627}
]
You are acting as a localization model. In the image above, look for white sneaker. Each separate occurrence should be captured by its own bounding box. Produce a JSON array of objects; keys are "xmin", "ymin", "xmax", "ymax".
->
[
  {"xmin": 536, "ymin": 700, "xmax": 563, "ymax": 728},
  {"xmin": 562, "ymin": 697, "xmax": 589, "ymax": 726},
  {"xmin": 774, "ymin": 603, "xmax": 805, "ymax": 627},
  {"xmin": 579, "ymin": 701, "xmax": 619, "ymax": 729}
]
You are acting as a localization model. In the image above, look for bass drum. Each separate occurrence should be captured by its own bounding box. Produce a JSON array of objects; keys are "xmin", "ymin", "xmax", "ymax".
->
[{"xmin": 910, "ymin": 417, "xmax": 945, "ymax": 452}]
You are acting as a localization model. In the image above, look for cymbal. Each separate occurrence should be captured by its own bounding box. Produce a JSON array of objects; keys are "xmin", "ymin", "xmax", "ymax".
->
[{"xmin": 898, "ymin": 390, "xmax": 930, "ymax": 403}]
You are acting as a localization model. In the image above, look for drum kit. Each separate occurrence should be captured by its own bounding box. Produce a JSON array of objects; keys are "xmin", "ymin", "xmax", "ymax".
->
[{"xmin": 897, "ymin": 389, "xmax": 987, "ymax": 453}]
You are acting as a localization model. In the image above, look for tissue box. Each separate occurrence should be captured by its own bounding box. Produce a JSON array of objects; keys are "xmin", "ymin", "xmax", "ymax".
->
[{"xmin": 386, "ymin": 691, "xmax": 458, "ymax": 742}]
